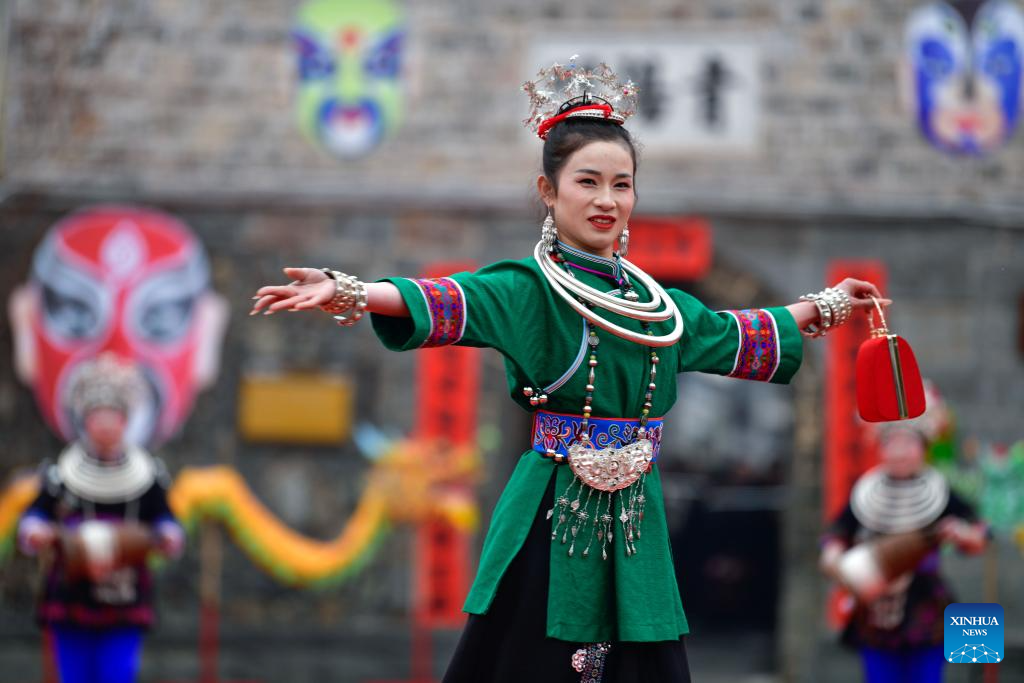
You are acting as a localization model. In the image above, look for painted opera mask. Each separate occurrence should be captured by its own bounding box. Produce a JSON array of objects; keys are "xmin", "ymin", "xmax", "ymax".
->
[
  {"xmin": 293, "ymin": 0, "xmax": 405, "ymax": 159},
  {"xmin": 9, "ymin": 206, "xmax": 228, "ymax": 446},
  {"xmin": 902, "ymin": 0, "xmax": 1024, "ymax": 155}
]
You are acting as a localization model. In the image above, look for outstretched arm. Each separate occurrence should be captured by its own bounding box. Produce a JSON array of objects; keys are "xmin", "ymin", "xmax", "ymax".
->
[{"xmin": 250, "ymin": 267, "xmax": 410, "ymax": 318}]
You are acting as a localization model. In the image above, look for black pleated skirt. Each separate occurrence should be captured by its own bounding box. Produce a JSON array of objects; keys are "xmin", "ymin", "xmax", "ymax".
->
[{"xmin": 442, "ymin": 474, "xmax": 691, "ymax": 683}]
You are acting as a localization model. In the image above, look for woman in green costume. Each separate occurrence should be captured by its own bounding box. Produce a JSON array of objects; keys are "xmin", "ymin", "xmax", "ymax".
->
[{"xmin": 251, "ymin": 60, "xmax": 887, "ymax": 683}]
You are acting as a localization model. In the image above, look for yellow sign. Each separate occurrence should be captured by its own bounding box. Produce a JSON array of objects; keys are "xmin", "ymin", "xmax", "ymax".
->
[{"xmin": 238, "ymin": 373, "xmax": 353, "ymax": 444}]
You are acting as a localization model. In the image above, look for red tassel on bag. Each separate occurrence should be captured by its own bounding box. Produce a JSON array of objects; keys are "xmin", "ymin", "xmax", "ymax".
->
[{"xmin": 855, "ymin": 297, "xmax": 926, "ymax": 422}]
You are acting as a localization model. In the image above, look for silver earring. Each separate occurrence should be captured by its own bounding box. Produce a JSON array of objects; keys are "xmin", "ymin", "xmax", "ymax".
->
[
  {"xmin": 542, "ymin": 209, "xmax": 557, "ymax": 249},
  {"xmin": 618, "ymin": 224, "xmax": 630, "ymax": 257}
]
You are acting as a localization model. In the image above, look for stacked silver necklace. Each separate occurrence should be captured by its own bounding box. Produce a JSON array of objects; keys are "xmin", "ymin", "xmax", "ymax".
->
[
  {"xmin": 535, "ymin": 236, "xmax": 682, "ymax": 559},
  {"xmin": 851, "ymin": 466, "xmax": 949, "ymax": 535},
  {"xmin": 57, "ymin": 442, "xmax": 156, "ymax": 504},
  {"xmin": 533, "ymin": 239, "xmax": 683, "ymax": 346}
]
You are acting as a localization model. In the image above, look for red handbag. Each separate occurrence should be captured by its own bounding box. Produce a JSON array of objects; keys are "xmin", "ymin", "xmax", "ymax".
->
[{"xmin": 856, "ymin": 297, "xmax": 926, "ymax": 422}]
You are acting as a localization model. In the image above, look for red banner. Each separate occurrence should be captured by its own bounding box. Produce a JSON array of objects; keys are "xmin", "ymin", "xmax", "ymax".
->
[
  {"xmin": 627, "ymin": 216, "xmax": 713, "ymax": 281},
  {"xmin": 413, "ymin": 262, "xmax": 479, "ymax": 628},
  {"xmin": 823, "ymin": 261, "xmax": 888, "ymax": 523}
]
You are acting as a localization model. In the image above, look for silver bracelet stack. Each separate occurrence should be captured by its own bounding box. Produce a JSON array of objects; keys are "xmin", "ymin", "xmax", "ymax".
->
[
  {"xmin": 319, "ymin": 269, "xmax": 368, "ymax": 326},
  {"xmin": 799, "ymin": 286, "xmax": 853, "ymax": 337}
]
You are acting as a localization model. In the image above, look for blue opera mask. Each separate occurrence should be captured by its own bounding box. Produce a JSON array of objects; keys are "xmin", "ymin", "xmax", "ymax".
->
[{"xmin": 902, "ymin": 1, "xmax": 1024, "ymax": 156}]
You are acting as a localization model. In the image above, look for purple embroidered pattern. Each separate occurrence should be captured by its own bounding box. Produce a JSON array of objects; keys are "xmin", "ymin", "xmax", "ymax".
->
[
  {"xmin": 727, "ymin": 309, "xmax": 780, "ymax": 382},
  {"xmin": 412, "ymin": 277, "xmax": 466, "ymax": 348}
]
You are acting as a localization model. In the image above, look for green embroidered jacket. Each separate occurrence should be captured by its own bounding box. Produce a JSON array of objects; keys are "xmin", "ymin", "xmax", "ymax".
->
[{"xmin": 371, "ymin": 247, "xmax": 802, "ymax": 643}]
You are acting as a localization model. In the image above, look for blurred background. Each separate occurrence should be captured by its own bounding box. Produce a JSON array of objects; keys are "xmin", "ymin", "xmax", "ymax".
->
[{"xmin": 0, "ymin": 0, "xmax": 1022, "ymax": 682}]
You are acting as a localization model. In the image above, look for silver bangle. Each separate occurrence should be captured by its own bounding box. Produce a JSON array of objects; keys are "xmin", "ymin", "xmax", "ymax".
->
[
  {"xmin": 320, "ymin": 269, "xmax": 355, "ymax": 314},
  {"xmin": 829, "ymin": 288, "xmax": 852, "ymax": 326},
  {"xmin": 815, "ymin": 297, "xmax": 833, "ymax": 329},
  {"xmin": 799, "ymin": 293, "xmax": 828, "ymax": 337},
  {"xmin": 799, "ymin": 286, "xmax": 852, "ymax": 337},
  {"xmin": 319, "ymin": 269, "xmax": 368, "ymax": 326},
  {"xmin": 332, "ymin": 277, "xmax": 368, "ymax": 327}
]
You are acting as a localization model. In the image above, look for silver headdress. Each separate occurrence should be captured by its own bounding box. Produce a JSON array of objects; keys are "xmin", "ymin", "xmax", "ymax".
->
[
  {"xmin": 68, "ymin": 352, "xmax": 146, "ymax": 418},
  {"xmin": 523, "ymin": 55, "xmax": 640, "ymax": 139}
]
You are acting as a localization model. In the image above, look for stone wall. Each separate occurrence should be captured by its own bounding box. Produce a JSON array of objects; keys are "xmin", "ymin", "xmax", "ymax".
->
[{"xmin": 4, "ymin": 0, "xmax": 1024, "ymax": 217}]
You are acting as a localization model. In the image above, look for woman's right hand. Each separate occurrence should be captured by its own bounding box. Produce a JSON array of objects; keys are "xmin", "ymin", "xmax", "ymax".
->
[
  {"xmin": 250, "ymin": 267, "xmax": 335, "ymax": 316},
  {"xmin": 20, "ymin": 519, "xmax": 57, "ymax": 553},
  {"xmin": 819, "ymin": 539, "xmax": 847, "ymax": 581}
]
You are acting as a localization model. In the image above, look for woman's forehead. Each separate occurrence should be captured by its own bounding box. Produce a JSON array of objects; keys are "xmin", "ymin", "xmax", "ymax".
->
[
  {"xmin": 564, "ymin": 140, "xmax": 633, "ymax": 172},
  {"xmin": 881, "ymin": 429, "xmax": 924, "ymax": 450}
]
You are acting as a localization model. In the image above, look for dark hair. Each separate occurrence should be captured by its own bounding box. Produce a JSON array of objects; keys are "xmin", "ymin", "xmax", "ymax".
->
[{"xmin": 542, "ymin": 118, "xmax": 638, "ymax": 191}]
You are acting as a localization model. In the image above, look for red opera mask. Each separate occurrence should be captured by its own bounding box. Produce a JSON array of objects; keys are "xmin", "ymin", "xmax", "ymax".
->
[{"xmin": 10, "ymin": 206, "xmax": 227, "ymax": 446}]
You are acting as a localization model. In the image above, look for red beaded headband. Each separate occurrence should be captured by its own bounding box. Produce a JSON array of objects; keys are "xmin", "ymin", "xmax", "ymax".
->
[{"xmin": 536, "ymin": 102, "xmax": 625, "ymax": 140}]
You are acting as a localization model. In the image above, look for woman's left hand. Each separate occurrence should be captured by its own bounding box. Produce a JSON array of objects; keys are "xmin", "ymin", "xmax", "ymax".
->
[
  {"xmin": 937, "ymin": 516, "xmax": 988, "ymax": 555},
  {"xmin": 833, "ymin": 278, "xmax": 892, "ymax": 312},
  {"xmin": 153, "ymin": 521, "xmax": 186, "ymax": 559}
]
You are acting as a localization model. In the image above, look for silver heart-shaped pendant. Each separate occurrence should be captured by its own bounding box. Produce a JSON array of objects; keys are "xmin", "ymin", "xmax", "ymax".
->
[{"xmin": 568, "ymin": 439, "xmax": 653, "ymax": 492}]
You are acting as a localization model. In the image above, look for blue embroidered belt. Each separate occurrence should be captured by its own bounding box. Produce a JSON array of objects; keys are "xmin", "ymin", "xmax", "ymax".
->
[{"xmin": 531, "ymin": 410, "xmax": 664, "ymax": 463}]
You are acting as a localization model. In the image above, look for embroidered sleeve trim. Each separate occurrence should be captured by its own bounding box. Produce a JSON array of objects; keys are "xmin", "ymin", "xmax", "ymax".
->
[
  {"xmin": 408, "ymin": 277, "xmax": 467, "ymax": 348},
  {"xmin": 724, "ymin": 309, "xmax": 781, "ymax": 382}
]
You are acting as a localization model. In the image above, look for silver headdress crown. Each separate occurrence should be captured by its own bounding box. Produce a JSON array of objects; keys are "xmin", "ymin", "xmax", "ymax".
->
[
  {"xmin": 523, "ymin": 55, "xmax": 640, "ymax": 140},
  {"xmin": 68, "ymin": 352, "xmax": 146, "ymax": 417}
]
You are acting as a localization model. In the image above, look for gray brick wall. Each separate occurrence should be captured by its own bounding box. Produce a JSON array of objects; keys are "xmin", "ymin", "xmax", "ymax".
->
[{"xmin": 4, "ymin": 0, "xmax": 1024, "ymax": 217}]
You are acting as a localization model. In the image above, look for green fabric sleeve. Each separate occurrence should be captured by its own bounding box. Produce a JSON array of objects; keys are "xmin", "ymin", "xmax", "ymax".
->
[
  {"xmin": 764, "ymin": 305, "xmax": 803, "ymax": 384},
  {"xmin": 369, "ymin": 260, "xmax": 540, "ymax": 354},
  {"xmin": 369, "ymin": 277, "xmax": 435, "ymax": 351},
  {"xmin": 670, "ymin": 290, "xmax": 803, "ymax": 385}
]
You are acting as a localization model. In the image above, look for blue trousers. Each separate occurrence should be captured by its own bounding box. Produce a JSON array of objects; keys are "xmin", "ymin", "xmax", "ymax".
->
[
  {"xmin": 52, "ymin": 625, "xmax": 143, "ymax": 683},
  {"xmin": 859, "ymin": 645, "xmax": 945, "ymax": 683}
]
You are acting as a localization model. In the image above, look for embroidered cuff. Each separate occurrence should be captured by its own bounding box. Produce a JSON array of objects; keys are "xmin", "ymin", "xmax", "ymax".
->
[
  {"xmin": 409, "ymin": 277, "xmax": 467, "ymax": 348},
  {"xmin": 725, "ymin": 309, "xmax": 781, "ymax": 382},
  {"xmin": 371, "ymin": 276, "xmax": 468, "ymax": 351}
]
